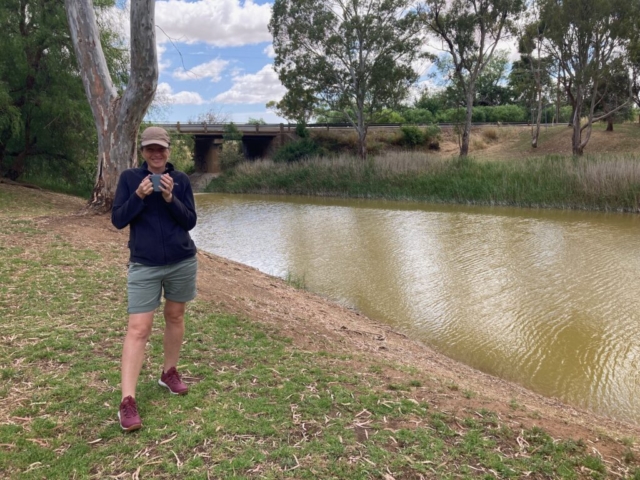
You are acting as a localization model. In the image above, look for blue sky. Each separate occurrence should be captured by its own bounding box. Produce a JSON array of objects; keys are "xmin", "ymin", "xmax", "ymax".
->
[{"xmin": 144, "ymin": 0, "xmax": 286, "ymax": 124}]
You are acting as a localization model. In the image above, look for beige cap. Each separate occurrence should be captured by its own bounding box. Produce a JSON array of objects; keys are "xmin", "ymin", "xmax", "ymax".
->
[{"xmin": 140, "ymin": 126, "xmax": 170, "ymax": 148}]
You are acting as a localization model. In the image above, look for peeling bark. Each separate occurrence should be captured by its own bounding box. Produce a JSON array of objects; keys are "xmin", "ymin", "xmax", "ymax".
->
[{"xmin": 65, "ymin": 0, "xmax": 157, "ymax": 213}]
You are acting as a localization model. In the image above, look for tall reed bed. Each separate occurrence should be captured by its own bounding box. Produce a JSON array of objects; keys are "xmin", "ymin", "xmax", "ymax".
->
[{"xmin": 208, "ymin": 152, "xmax": 640, "ymax": 211}]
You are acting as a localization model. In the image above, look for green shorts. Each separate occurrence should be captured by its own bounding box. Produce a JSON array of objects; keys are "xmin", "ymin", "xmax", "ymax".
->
[{"xmin": 127, "ymin": 256, "xmax": 198, "ymax": 314}]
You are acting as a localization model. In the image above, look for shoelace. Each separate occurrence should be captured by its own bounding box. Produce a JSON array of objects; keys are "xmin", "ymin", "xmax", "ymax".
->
[
  {"xmin": 122, "ymin": 399, "xmax": 139, "ymax": 418},
  {"xmin": 166, "ymin": 369, "xmax": 181, "ymax": 384}
]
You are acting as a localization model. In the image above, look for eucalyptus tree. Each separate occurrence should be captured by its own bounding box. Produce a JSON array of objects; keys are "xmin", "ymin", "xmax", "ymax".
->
[
  {"xmin": 66, "ymin": 0, "xmax": 157, "ymax": 212},
  {"xmin": 514, "ymin": 12, "xmax": 552, "ymax": 148},
  {"xmin": 269, "ymin": 0, "xmax": 425, "ymax": 160},
  {"xmin": 421, "ymin": 0, "xmax": 525, "ymax": 156},
  {"xmin": 594, "ymin": 58, "xmax": 632, "ymax": 131},
  {"xmin": 539, "ymin": 0, "xmax": 634, "ymax": 155}
]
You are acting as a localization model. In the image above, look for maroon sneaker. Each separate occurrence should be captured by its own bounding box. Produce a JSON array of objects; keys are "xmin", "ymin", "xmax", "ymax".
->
[
  {"xmin": 118, "ymin": 396, "xmax": 142, "ymax": 431},
  {"xmin": 159, "ymin": 366, "xmax": 189, "ymax": 395}
]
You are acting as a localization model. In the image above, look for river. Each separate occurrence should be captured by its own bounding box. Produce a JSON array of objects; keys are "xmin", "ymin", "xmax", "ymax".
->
[{"xmin": 192, "ymin": 193, "xmax": 640, "ymax": 424}]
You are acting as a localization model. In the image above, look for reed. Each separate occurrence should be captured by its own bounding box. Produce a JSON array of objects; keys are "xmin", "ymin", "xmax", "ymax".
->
[{"xmin": 209, "ymin": 152, "xmax": 640, "ymax": 212}]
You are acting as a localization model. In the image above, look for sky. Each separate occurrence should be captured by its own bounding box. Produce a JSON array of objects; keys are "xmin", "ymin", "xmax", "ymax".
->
[
  {"xmin": 111, "ymin": 0, "xmax": 519, "ymax": 125},
  {"xmin": 144, "ymin": 0, "xmax": 284, "ymax": 123}
]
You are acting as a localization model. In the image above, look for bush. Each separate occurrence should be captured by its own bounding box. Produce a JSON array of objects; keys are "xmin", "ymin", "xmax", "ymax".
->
[
  {"xmin": 424, "ymin": 125, "xmax": 441, "ymax": 150},
  {"xmin": 296, "ymin": 123, "xmax": 310, "ymax": 138},
  {"xmin": 437, "ymin": 105, "xmax": 527, "ymax": 123},
  {"xmin": 273, "ymin": 138, "xmax": 322, "ymax": 163},
  {"xmin": 220, "ymin": 142, "xmax": 244, "ymax": 170},
  {"xmin": 372, "ymin": 108, "xmax": 406, "ymax": 124},
  {"xmin": 223, "ymin": 123, "xmax": 242, "ymax": 141},
  {"xmin": 401, "ymin": 108, "xmax": 435, "ymax": 125},
  {"xmin": 485, "ymin": 105, "xmax": 526, "ymax": 123},
  {"xmin": 481, "ymin": 128, "xmax": 499, "ymax": 142},
  {"xmin": 399, "ymin": 125, "xmax": 426, "ymax": 147},
  {"xmin": 168, "ymin": 135, "xmax": 195, "ymax": 174}
]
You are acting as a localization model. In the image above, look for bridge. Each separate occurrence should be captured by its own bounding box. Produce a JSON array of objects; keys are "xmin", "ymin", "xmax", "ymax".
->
[
  {"xmin": 157, "ymin": 122, "xmax": 530, "ymax": 174},
  {"xmin": 155, "ymin": 122, "xmax": 300, "ymax": 174}
]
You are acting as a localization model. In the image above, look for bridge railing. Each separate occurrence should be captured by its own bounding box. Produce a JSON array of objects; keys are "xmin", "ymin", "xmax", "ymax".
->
[{"xmin": 155, "ymin": 122, "xmax": 533, "ymax": 134}]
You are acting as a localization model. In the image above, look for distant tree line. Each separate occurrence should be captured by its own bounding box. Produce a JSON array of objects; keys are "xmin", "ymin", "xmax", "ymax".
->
[{"xmin": 269, "ymin": 0, "xmax": 640, "ymax": 157}]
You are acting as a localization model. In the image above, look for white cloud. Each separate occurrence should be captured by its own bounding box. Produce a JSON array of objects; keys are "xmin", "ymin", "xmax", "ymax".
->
[
  {"xmin": 157, "ymin": 44, "xmax": 171, "ymax": 72},
  {"xmin": 214, "ymin": 64, "xmax": 286, "ymax": 104},
  {"xmin": 172, "ymin": 58, "xmax": 229, "ymax": 81},
  {"xmin": 156, "ymin": 82, "xmax": 205, "ymax": 105},
  {"xmin": 263, "ymin": 44, "xmax": 275, "ymax": 58},
  {"xmin": 155, "ymin": 0, "xmax": 272, "ymax": 47}
]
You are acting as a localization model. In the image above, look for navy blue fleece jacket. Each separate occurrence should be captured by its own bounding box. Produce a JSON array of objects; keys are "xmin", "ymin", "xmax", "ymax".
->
[{"xmin": 111, "ymin": 161, "xmax": 197, "ymax": 266}]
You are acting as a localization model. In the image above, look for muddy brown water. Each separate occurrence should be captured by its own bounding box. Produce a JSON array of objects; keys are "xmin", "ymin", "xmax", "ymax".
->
[{"xmin": 193, "ymin": 193, "xmax": 640, "ymax": 424}]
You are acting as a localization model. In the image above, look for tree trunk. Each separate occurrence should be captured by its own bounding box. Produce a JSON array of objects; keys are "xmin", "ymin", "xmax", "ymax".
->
[
  {"xmin": 4, "ymin": 118, "xmax": 31, "ymax": 180},
  {"xmin": 459, "ymin": 91, "xmax": 474, "ymax": 157},
  {"xmin": 606, "ymin": 116, "xmax": 614, "ymax": 131},
  {"xmin": 532, "ymin": 94, "xmax": 543, "ymax": 148},
  {"xmin": 356, "ymin": 119, "xmax": 367, "ymax": 161},
  {"xmin": 571, "ymin": 99, "xmax": 583, "ymax": 155},
  {"xmin": 66, "ymin": 0, "xmax": 157, "ymax": 213}
]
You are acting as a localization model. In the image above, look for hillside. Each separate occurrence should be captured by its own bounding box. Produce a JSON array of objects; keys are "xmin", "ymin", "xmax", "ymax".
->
[{"xmin": 441, "ymin": 123, "xmax": 640, "ymax": 160}]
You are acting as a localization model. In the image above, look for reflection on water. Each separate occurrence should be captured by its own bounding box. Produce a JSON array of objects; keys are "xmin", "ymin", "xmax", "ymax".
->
[{"xmin": 192, "ymin": 193, "xmax": 640, "ymax": 423}]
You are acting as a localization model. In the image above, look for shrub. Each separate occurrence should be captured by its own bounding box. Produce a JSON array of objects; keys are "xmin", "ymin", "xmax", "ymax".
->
[
  {"xmin": 273, "ymin": 138, "xmax": 322, "ymax": 163},
  {"xmin": 482, "ymin": 127, "xmax": 499, "ymax": 142},
  {"xmin": 399, "ymin": 125, "xmax": 426, "ymax": 147},
  {"xmin": 372, "ymin": 108, "xmax": 406, "ymax": 123},
  {"xmin": 223, "ymin": 122, "xmax": 242, "ymax": 141},
  {"xmin": 424, "ymin": 125, "xmax": 441, "ymax": 150},
  {"xmin": 220, "ymin": 142, "xmax": 243, "ymax": 170},
  {"xmin": 296, "ymin": 123, "xmax": 310, "ymax": 138},
  {"xmin": 168, "ymin": 135, "xmax": 195, "ymax": 174},
  {"xmin": 472, "ymin": 107, "xmax": 487, "ymax": 123},
  {"xmin": 401, "ymin": 108, "xmax": 435, "ymax": 125}
]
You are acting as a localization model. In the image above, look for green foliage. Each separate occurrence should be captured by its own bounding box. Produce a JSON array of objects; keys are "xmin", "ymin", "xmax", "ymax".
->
[
  {"xmin": 437, "ymin": 105, "xmax": 527, "ymax": 123},
  {"xmin": 222, "ymin": 123, "xmax": 243, "ymax": 142},
  {"xmin": 220, "ymin": 142, "xmax": 244, "ymax": 170},
  {"xmin": 539, "ymin": 0, "xmax": 636, "ymax": 153},
  {"xmin": 270, "ymin": 0, "xmax": 425, "ymax": 158},
  {"xmin": 0, "ymin": 0, "xmax": 127, "ymax": 184},
  {"xmin": 401, "ymin": 108, "xmax": 435, "ymax": 125},
  {"xmin": 414, "ymin": 88, "xmax": 447, "ymax": 115},
  {"xmin": 272, "ymin": 138, "xmax": 322, "ymax": 163},
  {"xmin": 168, "ymin": 134, "xmax": 195, "ymax": 175},
  {"xmin": 247, "ymin": 117, "xmax": 267, "ymax": 125},
  {"xmin": 295, "ymin": 123, "xmax": 310, "ymax": 138},
  {"xmin": 209, "ymin": 152, "xmax": 640, "ymax": 212},
  {"xmin": 372, "ymin": 109, "xmax": 406, "ymax": 124},
  {"xmin": 424, "ymin": 0, "xmax": 525, "ymax": 154},
  {"xmin": 400, "ymin": 126, "xmax": 426, "ymax": 147}
]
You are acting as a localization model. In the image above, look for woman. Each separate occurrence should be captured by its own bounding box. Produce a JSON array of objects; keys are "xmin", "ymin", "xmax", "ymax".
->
[{"xmin": 111, "ymin": 126, "xmax": 198, "ymax": 431}]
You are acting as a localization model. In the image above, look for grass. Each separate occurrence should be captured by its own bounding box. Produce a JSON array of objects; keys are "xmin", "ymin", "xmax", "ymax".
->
[
  {"xmin": 207, "ymin": 152, "xmax": 640, "ymax": 212},
  {"xmin": 2, "ymin": 185, "xmax": 640, "ymax": 478},
  {"xmin": 284, "ymin": 271, "xmax": 307, "ymax": 290}
]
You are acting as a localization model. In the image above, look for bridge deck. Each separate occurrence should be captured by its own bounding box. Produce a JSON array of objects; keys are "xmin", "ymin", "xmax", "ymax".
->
[{"xmin": 156, "ymin": 122, "xmax": 531, "ymax": 136}]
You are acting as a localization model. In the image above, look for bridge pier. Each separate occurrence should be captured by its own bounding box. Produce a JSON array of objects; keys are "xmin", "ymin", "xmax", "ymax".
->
[{"xmin": 194, "ymin": 137, "xmax": 223, "ymax": 173}]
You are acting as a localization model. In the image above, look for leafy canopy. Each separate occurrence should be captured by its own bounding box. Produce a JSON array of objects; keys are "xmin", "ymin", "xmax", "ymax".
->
[{"xmin": 269, "ymin": 0, "xmax": 425, "ymax": 128}]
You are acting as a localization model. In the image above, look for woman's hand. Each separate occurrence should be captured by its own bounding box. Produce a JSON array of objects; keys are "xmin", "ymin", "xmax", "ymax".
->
[
  {"xmin": 160, "ymin": 174, "xmax": 174, "ymax": 203},
  {"xmin": 135, "ymin": 176, "xmax": 153, "ymax": 199}
]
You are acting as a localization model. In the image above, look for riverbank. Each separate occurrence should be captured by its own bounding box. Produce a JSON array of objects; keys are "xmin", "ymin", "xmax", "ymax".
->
[
  {"xmin": 2, "ymin": 182, "xmax": 640, "ymax": 478},
  {"xmin": 207, "ymin": 152, "xmax": 640, "ymax": 212}
]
